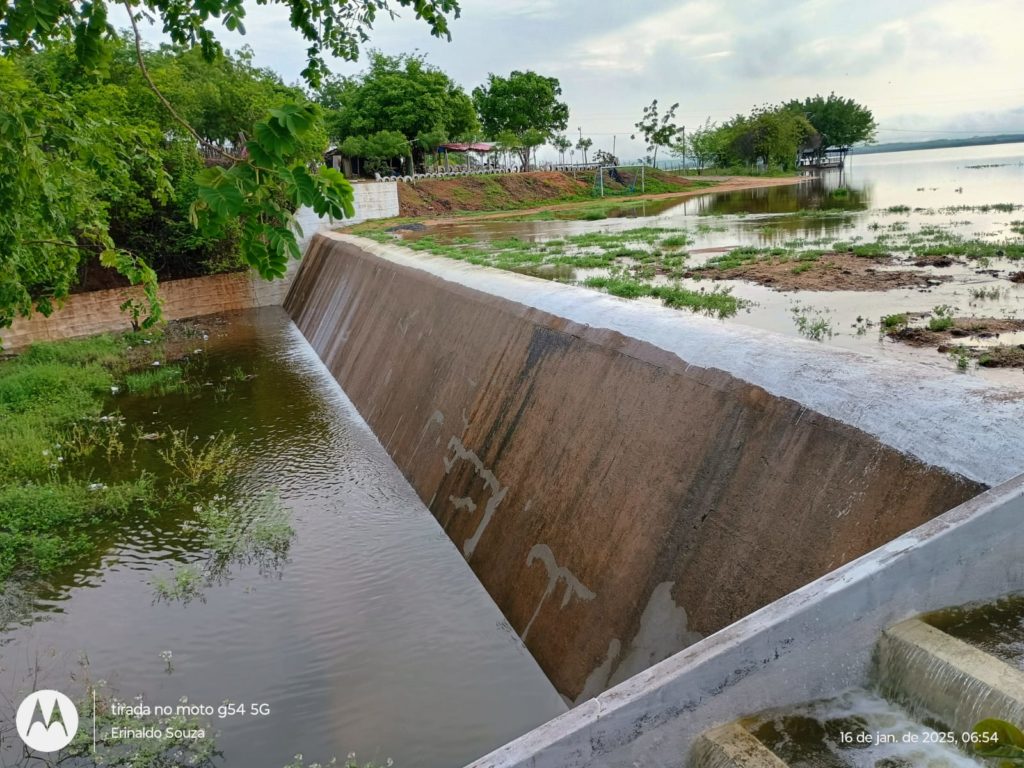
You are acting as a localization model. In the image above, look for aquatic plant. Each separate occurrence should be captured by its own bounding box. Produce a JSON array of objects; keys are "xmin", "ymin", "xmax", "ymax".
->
[
  {"xmin": 973, "ymin": 718, "xmax": 1024, "ymax": 764},
  {"xmin": 790, "ymin": 305, "xmax": 834, "ymax": 341},
  {"xmin": 0, "ymin": 477, "xmax": 157, "ymax": 583},
  {"xmin": 159, "ymin": 428, "xmax": 241, "ymax": 494},
  {"xmin": 949, "ymin": 345, "xmax": 972, "ymax": 372},
  {"xmin": 124, "ymin": 364, "xmax": 190, "ymax": 395},
  {"xmin": 67, "ymin": 663, "xmax": 218, "ymax": 767},
  {"xmin": 881, "ymin": 313, "xmax": 909, "ymax": 331},
  {"xmin": 927, "ymin": 305, "xmax": 955, "ymax": 332},
  {"xmin": 969, "ymin": 286, "xmax": 1005, "ymax": 301},
  {"xmin": 152, "ymin": 493, "xmax": 295, "ymax": 603},
  {"xmin": 0, "ymin": 331, "xmax": 249, "ymax": 590},
  {"xmin": 152, "ymin": 564, "xmax": 207, "ymax": 603},
  {"xmin": 582, "ymin": 276, "xmax": 652, "ymax": 299},
  {"xmin": 284, "ymin": 755, "xmax": 393, "ymax": 768}
]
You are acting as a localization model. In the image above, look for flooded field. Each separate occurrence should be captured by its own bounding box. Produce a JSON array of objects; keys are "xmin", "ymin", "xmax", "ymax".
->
[
  {"xmin": 0, "ymin": 307, "xmax": 565, "ymax": 768},
  {"xmin": 381, "ymin": 143, "xmax": 1024, "ymax": 385}
]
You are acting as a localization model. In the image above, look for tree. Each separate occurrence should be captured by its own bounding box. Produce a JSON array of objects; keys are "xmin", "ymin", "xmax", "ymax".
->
[
  {"xmin": 575, "ymin": 136, "xmax": 593, "ymax": 164},
  {"xmin": 473, "ymin": 70, "xmax": 569, "ymax": 170},
  {"xmin": 0, "ymin": 0, "xmax": 460, "ymax": 335},
  {"xmin": 341, "ymin": 130, "xmax": 410, "ymax": 174},
  {"xmin": 320, "ymin": 50, "xmax": 477, "ymax": 171},
  {"xmin": 521, "ymin": 128, "xmax": 547, "ymax": 170},
  {"xmin": 593, "ymin": 149, "xmax": 618, "ymax": 166},
  {"xmin": 711, "ymin": 105, "xmax": 815, "ymax": 170},
  {"xmin": 0, "ymin": 0, "xmax": 460, "ymax": 86},
  {"xmin": 786, "ymin": 93, "xmax": 877, "ymax": 158},
  {"xmin": 552, "ymin": 135, "xmax": 572, "ymax": 164},
  {"xmin": 632, "ymin": 99, "xmax": 684, "ymax": 168},
  {"xmin": 687, "ymin": 117, "xmax": 721, "ymax": 173}
]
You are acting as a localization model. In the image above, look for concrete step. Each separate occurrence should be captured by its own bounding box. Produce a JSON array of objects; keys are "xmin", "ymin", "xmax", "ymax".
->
[
  {"xmin": 690, "ymin": 604, "xmax": 1024, "ymax": 767},
  {"xmin": 876, "ymin": 617, "xmax": 1024, "ymax": 734},
  {"xmin": 689, "ymin": 722, "xmax": 788, "ymax": 768}
]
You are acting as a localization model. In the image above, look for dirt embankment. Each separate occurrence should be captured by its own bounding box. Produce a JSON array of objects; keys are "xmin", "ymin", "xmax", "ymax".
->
[
  {"xmin": 398, "ymin": 172, "xmax": 590, "ymax": 217},
  {"xmin": 396, "ymin": 170, "xmax": 799, "ymax": 219},
  {"xmin": 693, "ymin": 252, "xmax": 946, "ymax": 292}
]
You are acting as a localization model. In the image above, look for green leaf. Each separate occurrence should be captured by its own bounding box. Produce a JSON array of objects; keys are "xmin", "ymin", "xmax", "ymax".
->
[
  {"xmin": 269, "ymin": 103, "xmax": 315, "ymax": 136},
  {"xmin": 195, "ymin": 167, "xmax": 245, "ymax": 218},
  {"xmin": 975, "ymin": 719, "xmax": 1024, "ymax": 759}
]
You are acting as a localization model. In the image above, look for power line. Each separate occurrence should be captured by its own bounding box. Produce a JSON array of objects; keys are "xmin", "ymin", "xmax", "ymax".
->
[{"xmin": 877, "ymin": 126, "xmax": 1024, "ymax": 134}]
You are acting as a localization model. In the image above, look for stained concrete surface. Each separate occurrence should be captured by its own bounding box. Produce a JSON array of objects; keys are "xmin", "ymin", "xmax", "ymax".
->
[{"xmin": 286, "ymin": 233, "xmax": 984, "ymax": 700}]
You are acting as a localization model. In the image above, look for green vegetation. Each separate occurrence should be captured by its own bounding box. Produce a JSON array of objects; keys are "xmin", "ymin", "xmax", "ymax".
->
[
  {"xmin": 784, "ymin": 94, "xmax": 877, "ymax": 159},
  {"xmin": 0, "ymin": 330, "xmax": 285, "ymax": 590},
  {"xmin": 949, "ymin": 344, "xmax": 972, "ymax": 372},
  {"xmin": 153, "ymin": 492, "xmax": 293, "ymax": 603},
  {"xmin": 582, "ymin": 276, "xmax": 743, "ymax": 316},
  {"xmin": 1, "ymin": 39, "xmax": 348, "ymax": 333},
  {"xmin": 0, "ymin": 479, "xmax": 156, "ymax": 584},
  {"xmin": 0, "ymin": 0, "xmax": 455, "ymax": 333},
  {"xmin": 369, "ymin": 227, "xmax": 744, "ymax": 317},
  {"xmin": 125, "ymin": 365, "xmax": 188, "ymax": 395},
  {"xmin": 790, "ymin": 305, "xmax": 835, "ymax": 341},
  {"xmin": 881, "ymin": 313, "xmax": 909, "ymax": 331},
  {"xmin": 695, "ymin": 246, "xmax": 825, "ymax": 274},
  {"xmin": 0, "ymin": 333, "xmax": 152, "ymax": 582},
  {"xmin": 973, "ymin": 718, "xmax": 1024, "ymax": 764},
  {"xmin": 927, "ymin": 304, "xmax": 955, "ymax": 332},
  {"xmin": 318, "ymin": 51, "xmax": 479, "ymax": 174},
  {"xmin": 472, "ymin": 70, "xmax": 570, "ymax": 171},
  {"xmin": 684, "ymin": 94, "xmax": 875, "ymax": 173},
  {"xmin": 633, "ymin": 99, "xmax": 685, "ymax": 167}
]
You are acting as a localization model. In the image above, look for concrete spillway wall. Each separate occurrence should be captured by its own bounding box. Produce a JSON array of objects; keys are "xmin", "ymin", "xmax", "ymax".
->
[{"xmin": 284, "ymin": 233, "xmax": 1024, "ymax": 705}]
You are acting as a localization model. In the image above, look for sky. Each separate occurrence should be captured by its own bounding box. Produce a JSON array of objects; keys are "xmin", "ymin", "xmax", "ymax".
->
[{"xmin": 122, "ymin": 0, "xmax": 1024, "ymax": 160}]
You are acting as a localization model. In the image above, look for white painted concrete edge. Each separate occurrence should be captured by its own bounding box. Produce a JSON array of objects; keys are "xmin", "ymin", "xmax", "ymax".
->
[
  {"xmin": 327, "ymin": 232, "xmax": 1024, "ymax": 487},
  {"xmin": 464, "ymin": 473, "xmax": 1024, "ymax": 768}
]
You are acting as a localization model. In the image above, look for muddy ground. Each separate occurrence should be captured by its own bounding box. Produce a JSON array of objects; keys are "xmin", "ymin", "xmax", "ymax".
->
[
  {"xmin": 887, "ymin": 317, "xmax": 1024, "ymax": 367},
  {"xmin": 690, "ymin": 252, "xmax": 947, "ymax": 292}
]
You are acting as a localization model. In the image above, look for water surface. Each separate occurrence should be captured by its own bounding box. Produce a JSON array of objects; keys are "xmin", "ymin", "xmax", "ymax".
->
[
  {"xmin": 0, "ymin": 307, "xmax": 565, "ymax": 768},
  {"xmin": 405, "ymin": 144, "xmax": 1024, "ymax": 385}
]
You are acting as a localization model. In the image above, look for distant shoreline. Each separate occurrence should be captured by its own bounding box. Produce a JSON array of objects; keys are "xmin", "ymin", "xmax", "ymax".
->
[{"xmin": 850, "ymin": 133, "xmax": 1024, "ymax": 156}]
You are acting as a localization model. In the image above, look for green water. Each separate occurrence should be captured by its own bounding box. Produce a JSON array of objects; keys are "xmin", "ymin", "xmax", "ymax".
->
[{"xmin": 0, "ymin": 307, "xmax": 565, "ymax": 768}]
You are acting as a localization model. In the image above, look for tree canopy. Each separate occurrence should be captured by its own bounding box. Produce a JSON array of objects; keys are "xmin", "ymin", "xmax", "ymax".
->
[
  {"xmin": 632, "ymin": 99, "xmax": 684, "ymax": 167},
  {"xmin": 318, "ymin": 50, "xmax": 478, "ymax": 171},
  {"xmin": 472, "ymin": 70, "xmax": 569, "ymax": 170},
  {"xmin": 785, "ymin": 93, "xmax": 877, "ymax": 153},
  {"xmin": 0, "ymin": 0, "xmax": 458, "ymax": 335},
  {"xmin": 0, "ymin": 0, "xmax": 460, "ymax": 86}
]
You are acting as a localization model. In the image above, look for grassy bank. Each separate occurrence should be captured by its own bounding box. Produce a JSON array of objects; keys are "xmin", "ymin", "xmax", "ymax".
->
[
  {"xmin": 394, "ymin": 169, "xmax": 716, "ymax": 218},
  {"xmin": 0, "ymin": 329, "xmax": 253, "ymax": 587},
  {"xmin": 0, "ymin": 335, "xmax": 149, "ymax": 581}
]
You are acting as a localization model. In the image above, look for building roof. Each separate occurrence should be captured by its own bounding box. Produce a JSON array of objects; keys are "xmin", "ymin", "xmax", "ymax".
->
[{"xmin": 438, "ymin": 142, "xmax": 496, "ymax": 153}]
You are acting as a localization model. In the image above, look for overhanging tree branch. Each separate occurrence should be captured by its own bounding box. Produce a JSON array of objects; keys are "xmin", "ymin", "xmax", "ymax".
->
[{"xmin": 122, "ymin": 1, "xmax": 244, "ymax": 164}]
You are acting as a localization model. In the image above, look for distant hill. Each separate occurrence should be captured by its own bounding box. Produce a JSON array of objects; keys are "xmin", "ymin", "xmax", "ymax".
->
[{"xmin": 850, "ymin": 134, "xmax": 1024, "ymax": 155}]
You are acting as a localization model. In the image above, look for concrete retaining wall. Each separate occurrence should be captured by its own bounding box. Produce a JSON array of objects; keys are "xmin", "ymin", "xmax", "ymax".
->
[
  {"xmin": 350, "ymin": 180, "xmax": 400, "ymax": 222},
  {"xmin": 468, "ymin": 473, "xmax": 1024, "ymax": 768},
  {"xmin": 284, "ymin": 233, "xmax": 1023, "ymax": 705},
  {"xmin": 1, "ymin": 269, "xmax": 290, "ymax": 350}
]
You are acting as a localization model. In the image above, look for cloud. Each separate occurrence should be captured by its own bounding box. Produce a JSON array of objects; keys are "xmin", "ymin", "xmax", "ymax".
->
[{"xmin": 112, "ymin": 0, "xmax": 1024, "ymax": 158}]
